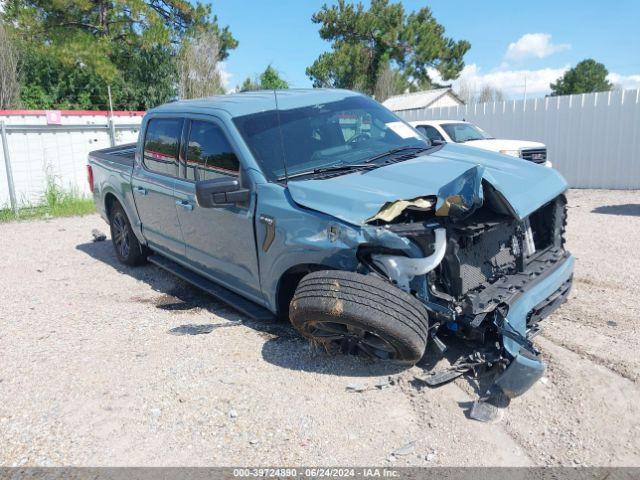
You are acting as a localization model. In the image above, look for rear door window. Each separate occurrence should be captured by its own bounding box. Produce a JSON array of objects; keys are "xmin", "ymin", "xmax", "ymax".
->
[
  {"xmin": 185, "ymin": 120, "xmax": 240, "ymax": 181},
  {"xmin": 143, "ymin": 118, "xmax": 183, "ymax": 176}
]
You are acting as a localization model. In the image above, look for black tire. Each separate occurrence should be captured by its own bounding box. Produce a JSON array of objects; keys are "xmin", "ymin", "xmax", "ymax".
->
[
  {"xmin": 109, "ymin": 201, "xmax": 148, "ymax": 266},
  {"xmin": 289, "ymin": 270, "xmax": 430, "ymax": 364}
]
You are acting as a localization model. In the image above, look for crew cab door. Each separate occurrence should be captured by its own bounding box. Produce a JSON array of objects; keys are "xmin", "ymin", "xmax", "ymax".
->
[
  {"xmin": 131, "ymin": 117, "xmax": 185, "ymax": 257},
  {"xmin": 173, "ymin": 117, "xmax": 262, "ymax": 300}
]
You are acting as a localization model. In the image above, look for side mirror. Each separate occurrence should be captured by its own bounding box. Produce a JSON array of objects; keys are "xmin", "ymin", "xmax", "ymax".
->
[{"xmin": 195, "ymin": 177, "xmax": 250, "ymax": 208}]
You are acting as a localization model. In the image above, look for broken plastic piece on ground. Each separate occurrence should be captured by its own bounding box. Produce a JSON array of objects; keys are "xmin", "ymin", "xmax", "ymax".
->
[
  {"xmin": 469, "ymin": 389, "xmax": 510, "ymax": 422},
  {"xmin": 416, "ymin": 368, "xmax": 466, "ymax": 387},
  {"xmin": 374, "ymin": 377, "xmax": 393, "ymax": 389},
  {"xmin": 345, "ymin": 383, "xmax": 368, "ymax": 392},
  {"xmin": 392, "ymin": 441, "xmax": 416, "ymax": 456},
  {"xmin": 366, "ymin": 196, "xmax": 435, "ymax": 223},
  {"xmin": 91, "ymin": 229, "xmax": 107, "ymax": 242},
  {"xmin": 346, "ymin": 377, "xmax": 395, "ymax": 392},
  {"xmin": 469, "ymin": 398, "xmax": 503, "ymax": 422},
  {"xmin": 168, "ymin": 321, "xmax": 241, "ymax": 336}
]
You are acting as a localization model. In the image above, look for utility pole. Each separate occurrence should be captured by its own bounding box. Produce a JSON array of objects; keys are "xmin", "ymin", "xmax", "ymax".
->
[
  {"xmin": 1, "ymin": 121, "xmax": 18, "ymax": 214},
  {"xmin": 107, "ymin": 85, "xmax": 116, "ymax": 147},
  {"xmin": 107, "ymin": 85, "xmax": 114, "ymax": 115}
]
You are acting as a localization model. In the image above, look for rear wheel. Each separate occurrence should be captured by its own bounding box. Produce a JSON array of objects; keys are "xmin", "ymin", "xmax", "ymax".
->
[
  {"xmin": 109, "ymin": 202, "xmax": 148, "ymax": 266},
  {"xmin": 289, "ymin": 270, "xmax": 430, "ymax": 364}
]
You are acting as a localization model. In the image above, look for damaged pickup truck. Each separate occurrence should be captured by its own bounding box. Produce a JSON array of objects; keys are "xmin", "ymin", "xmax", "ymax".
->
[{"xmin": 88, "ymin": 89, "xmax": 573, "ymax": 401}]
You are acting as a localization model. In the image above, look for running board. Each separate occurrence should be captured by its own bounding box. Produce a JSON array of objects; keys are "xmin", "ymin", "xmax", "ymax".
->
[{"xmin": 148, "ymin": 254, "xmax": 275, "ymax": 322}]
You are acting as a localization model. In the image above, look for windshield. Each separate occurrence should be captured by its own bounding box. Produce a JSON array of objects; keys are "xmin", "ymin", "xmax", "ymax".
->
[
  {"xmin": 233, "ymin": 95, "xmax": 429, "ymax": 181},
  {"xmin": 441, "ymin": 123, "xmax": 493, "ymax": 143}
]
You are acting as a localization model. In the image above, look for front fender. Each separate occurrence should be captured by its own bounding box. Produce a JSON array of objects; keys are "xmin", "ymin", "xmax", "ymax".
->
[
  {"xmin": 255, "ymin": 183, "xmax": 432, "ymax": 313},
  {"xmin": 255, "ymin": 183, "xmax": 361, "ymax": 311}
]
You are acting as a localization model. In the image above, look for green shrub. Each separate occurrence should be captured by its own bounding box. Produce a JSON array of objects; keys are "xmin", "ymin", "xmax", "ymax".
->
[{"xmin": 0, "ymin": 172, "xmax": 95, "ymax": 223}]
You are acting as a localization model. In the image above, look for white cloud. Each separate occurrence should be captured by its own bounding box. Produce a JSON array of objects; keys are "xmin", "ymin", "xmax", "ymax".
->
[
  {"xmin": 607, "ymin": 72, "xmax": 640, "ymax": 90},
  {"xmin": 218, "ymin": 61, "xmax": 233, "ymax": 93},
  {"xmin": 504, "ymin": 33, "xmax": 570, "ymax": 62},
  {"xmin": 431, "ymin": 64, "xmax": 569, "ymax": 98},
  {"xmin": 430, "ymin": 64, "xmax": 640, "ymax": 100}
]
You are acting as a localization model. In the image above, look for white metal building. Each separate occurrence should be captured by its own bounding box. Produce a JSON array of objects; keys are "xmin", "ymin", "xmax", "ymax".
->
[{"xmin": 383, "ymin": 88, "xmax": 464, "ymax": 112}]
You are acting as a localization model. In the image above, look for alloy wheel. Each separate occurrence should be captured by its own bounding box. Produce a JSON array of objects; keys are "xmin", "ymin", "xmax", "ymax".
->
[{"xmin": 309, "ymin": 320, "xmax": 399, "ymax": 359}]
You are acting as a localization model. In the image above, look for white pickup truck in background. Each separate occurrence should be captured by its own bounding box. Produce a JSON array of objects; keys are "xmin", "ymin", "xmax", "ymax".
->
[{"xmin": 410, "ymin": 120, "xmax": 552, "ymax": 168}]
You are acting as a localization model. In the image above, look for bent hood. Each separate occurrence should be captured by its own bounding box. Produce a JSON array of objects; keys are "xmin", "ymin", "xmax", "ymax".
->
[{"xmin": 286, "ymin": 143, "xmax": 567, "ymax": 226}]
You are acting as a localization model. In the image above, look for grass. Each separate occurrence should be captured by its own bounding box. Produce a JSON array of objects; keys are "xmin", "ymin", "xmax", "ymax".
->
[{"xmin": 0, "ymin": 173, "xmax": 95, "ymax": 223}]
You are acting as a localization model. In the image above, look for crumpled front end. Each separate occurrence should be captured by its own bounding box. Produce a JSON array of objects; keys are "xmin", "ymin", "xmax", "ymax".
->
[
  {"xmin": 357, "ymin": 168, "xmax": 574, "ymax": 399},
  {"xmin": 285, "ymin": 150, "xmax": 574, "ymax": 399}
]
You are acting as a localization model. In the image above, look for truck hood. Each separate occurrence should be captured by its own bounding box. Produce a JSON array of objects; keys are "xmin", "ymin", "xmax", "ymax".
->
[
  {"xmin": 464, "ymin": 138, "xmax": 545, "ymax": 152},
  {"xmin": 286, "ymin": 143, "xmax": 567, "ymax": 226}
]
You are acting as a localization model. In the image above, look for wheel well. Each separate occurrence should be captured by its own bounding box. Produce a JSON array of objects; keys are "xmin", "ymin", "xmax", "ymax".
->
[
  {"xmin": 104, "ymin": 193, "xmax": 118, "ymax": 220},
  {"xmin": 276, "ymin": 264, "xmax": 329, "ymax": 321}
]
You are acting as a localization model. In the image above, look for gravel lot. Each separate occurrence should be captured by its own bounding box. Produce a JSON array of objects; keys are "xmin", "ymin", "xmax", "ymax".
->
[{"xmin": 1, "ymin": 189, "xmax": 639, "ymax": 466}]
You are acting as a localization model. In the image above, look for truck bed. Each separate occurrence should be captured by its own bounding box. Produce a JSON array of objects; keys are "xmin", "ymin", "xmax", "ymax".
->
[{"xmin": 89, "ymin": 143, "xmax": 137, "ymax": 168}]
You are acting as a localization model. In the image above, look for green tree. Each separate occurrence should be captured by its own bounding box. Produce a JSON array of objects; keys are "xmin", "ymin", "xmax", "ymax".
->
[
  {"xmin": 2, "ymin": 0, "xmax": 237, "ymax": 110},
  {"xmin": 306, "ymin": 0, "xmax": 470, "ymax": 95},
  {"xmin": 238, "ymin": 65, "xmax": 289, "ymax": 92},
  {"xmin": 177, "ymin": 30, "xmax": 226, "ymax": 99},
  {"xmin": 260, "ymin": 65, "xmax": 289, "ymax": 90},
  {"xmin": 550, "ymin": 59, "xmax": 612, "ymax": 96},
  {"xmin": 239, "ymin": 77, "xmax": 261, "ymax": 92},
  {"xmin": 0, "ymin": 21, "xmax": 21, "ymax": 109}
]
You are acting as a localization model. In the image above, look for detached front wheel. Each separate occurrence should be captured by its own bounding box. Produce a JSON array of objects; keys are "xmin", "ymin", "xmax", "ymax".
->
[{"xmin": 290, "ymin": 271, "xmax": 430, "ymax": 364}]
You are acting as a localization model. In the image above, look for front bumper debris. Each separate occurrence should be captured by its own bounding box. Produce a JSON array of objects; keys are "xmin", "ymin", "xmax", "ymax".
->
[
  {"xmin": 493, "ymin": 253, "xmax": 574, "ymax": 398},
  {"xmin": 494, "ymin": 348, "xmax": 546, "ymax": 397}
]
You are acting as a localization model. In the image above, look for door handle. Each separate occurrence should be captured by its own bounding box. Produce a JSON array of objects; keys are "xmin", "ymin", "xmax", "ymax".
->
[
  {"xmin": 133, "ymin": 186, "xmax": 147, "ymax": 195},
  {"xmin": 176, "ymin": 200, "xmax": 194, "ymax": 211}
]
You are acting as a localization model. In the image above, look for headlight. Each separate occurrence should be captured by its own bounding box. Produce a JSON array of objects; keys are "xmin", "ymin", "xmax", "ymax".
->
[{"xmin": 499, "ymin": 149, "xmax": 520, "ymax": 158}]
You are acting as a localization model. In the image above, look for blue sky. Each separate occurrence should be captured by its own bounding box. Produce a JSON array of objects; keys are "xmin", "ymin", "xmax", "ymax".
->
[{"xmin": 209, "ymin": 0, "xmax": 640, "ymax": 98}]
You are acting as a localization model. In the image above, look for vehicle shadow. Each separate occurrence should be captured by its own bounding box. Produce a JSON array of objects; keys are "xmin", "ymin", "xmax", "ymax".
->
[
  {"xmin": 76, "ymin": 239, "xmax": 408, "ymax": 377},
  {"xmin": 260, "ymin": 337, "xmax": 409, "ymax": 377},
  {"xmin": 76, "ymin": 239, "xmax": 288, "ymax": 329},
  {"xmin": 592, "ymin": 204, "xmax": 640, "ymax": 217}
]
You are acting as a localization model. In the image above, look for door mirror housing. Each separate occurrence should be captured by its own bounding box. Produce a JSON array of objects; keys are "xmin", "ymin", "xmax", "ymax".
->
[{"xmin": 195, "ymin": 177, "xmax": 250, "ymax": 208}]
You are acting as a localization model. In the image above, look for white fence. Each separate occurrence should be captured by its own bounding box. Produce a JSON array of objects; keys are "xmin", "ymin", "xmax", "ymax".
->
[
  {"xmin": 0, "ymin": 110, "xmax": 143, "ymax": 209},
  {"xmin": 395, "ymin": 89, "xmax": 640, "ymax": 189}
]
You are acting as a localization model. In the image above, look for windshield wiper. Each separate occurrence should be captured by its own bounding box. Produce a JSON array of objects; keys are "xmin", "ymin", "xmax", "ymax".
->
[
  {"xmin": 314, "ymin": 163, "xmax": 375, "ymax": 173},
  {"xmin": 285, "ymin": 163, "xmax": 376, "ymax": 180},
  {"xmin": 363, "ymin": 145, "xmax": 431, "ymax": 163}
]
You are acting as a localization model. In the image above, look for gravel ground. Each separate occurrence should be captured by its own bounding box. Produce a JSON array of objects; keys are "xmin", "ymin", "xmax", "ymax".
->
[{"xmin": 0, "ymin": 189, "xmax": 639, "ymax": 466}]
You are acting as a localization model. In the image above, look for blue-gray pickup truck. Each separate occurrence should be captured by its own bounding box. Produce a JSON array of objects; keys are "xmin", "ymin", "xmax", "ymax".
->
[{"xmin": 88, "ymin": 89, "xmax": 573, "ymax": 406}]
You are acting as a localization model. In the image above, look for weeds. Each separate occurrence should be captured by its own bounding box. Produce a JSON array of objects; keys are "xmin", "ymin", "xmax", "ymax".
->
[{"xmin": 0, "ymin": 171, "xmax": 95, "ymax": 223}]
